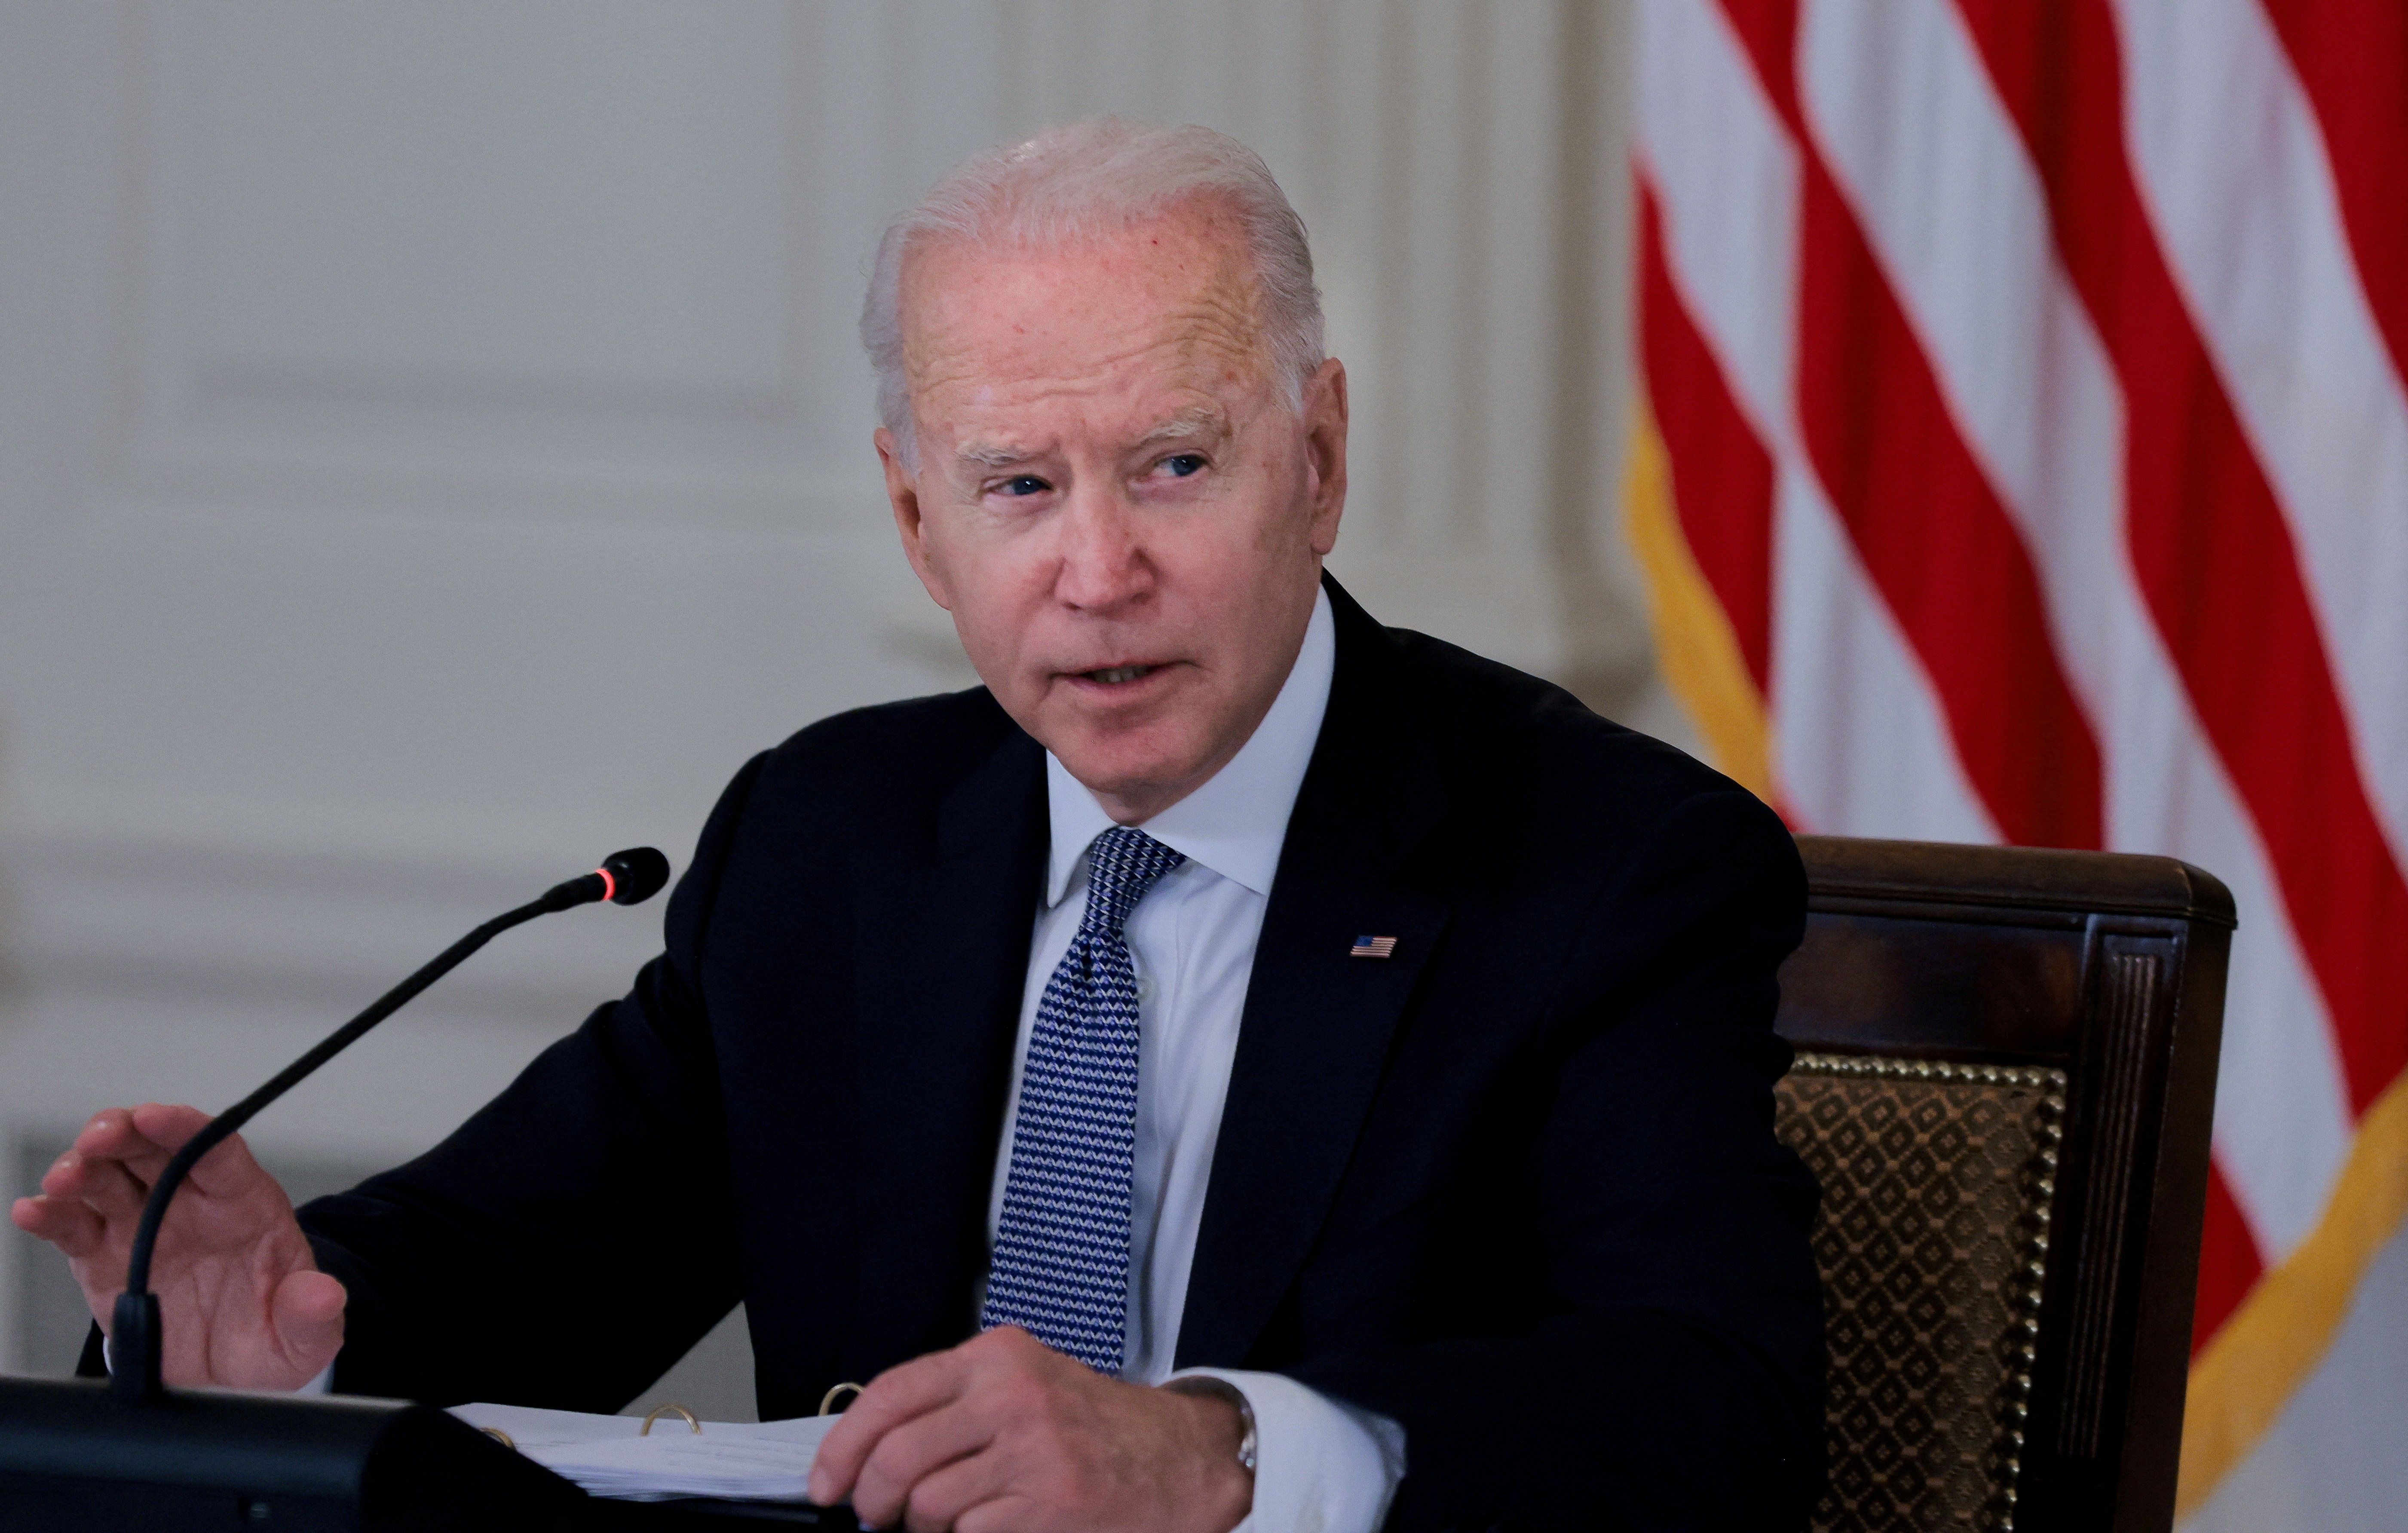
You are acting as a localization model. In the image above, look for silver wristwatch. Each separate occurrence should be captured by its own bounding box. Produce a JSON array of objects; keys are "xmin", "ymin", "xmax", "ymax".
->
[{"xmin": 1164, "ymin": 1375, "xmax": 1259, "ymax": 1475}]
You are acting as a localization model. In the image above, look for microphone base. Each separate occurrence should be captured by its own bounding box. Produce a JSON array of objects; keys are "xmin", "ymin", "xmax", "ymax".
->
[
  {"xmin": 106, "ymin": 1291, "xmax": 162, "ymax": 1406},
  {"xmin": 0, "ymin": 1375, "xmax": 584, "ymax": 1531}
]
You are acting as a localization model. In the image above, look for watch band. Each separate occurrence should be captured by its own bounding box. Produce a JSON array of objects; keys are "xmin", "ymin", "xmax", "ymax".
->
[{"xmin": 1164, "ymin": 1375, "xmax": 1259, "ymax": 1475}]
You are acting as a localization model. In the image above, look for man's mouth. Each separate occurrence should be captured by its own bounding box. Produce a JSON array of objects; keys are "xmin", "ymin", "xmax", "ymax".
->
[{"xmin": 1080, "ymin": 664, "xmax": 1159, "ymax": 685}]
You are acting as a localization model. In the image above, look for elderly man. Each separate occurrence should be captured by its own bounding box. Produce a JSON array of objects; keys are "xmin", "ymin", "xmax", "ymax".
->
[{"xmin": 15, "ymin": 120, "xmax": 1823, "ymax": 1531}]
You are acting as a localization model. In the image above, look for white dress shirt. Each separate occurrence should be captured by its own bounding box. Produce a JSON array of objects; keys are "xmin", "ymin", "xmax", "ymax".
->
[{"xmin": 987, "ymin": 588, "xmax": 1404, "ymax": 1533}]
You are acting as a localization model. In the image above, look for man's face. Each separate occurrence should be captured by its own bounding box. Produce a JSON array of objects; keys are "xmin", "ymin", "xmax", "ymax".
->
[{"xmin": 878, "ymin": 201, "xmax": 1348, "ymax": 822}]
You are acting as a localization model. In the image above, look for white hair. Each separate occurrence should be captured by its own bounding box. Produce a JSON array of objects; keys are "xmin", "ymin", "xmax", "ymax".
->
[{"xmin": 860, "ymin": 117, "xmax": 1325, "ymax": 470}]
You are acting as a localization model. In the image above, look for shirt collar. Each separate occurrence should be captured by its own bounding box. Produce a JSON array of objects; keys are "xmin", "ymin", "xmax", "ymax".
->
[{"xmin": 1043, "ymin": 585, "xmax": 1336, "ymax": 907}]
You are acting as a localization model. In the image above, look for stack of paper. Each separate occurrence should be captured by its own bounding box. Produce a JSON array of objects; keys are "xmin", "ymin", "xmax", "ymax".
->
[{"xmin": 451, "ymin": 1401, "xmax": 842, "ymax": 1502}]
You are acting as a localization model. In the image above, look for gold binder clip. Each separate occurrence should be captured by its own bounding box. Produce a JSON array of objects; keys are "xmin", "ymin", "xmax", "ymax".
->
[
  {"xmin": 819, "ymin": 1382, "xmax": 866, "ymax": 1416},
  {"xmin": 640, "ymin": 1402, "xmax": 702, "ymax": 1436}
]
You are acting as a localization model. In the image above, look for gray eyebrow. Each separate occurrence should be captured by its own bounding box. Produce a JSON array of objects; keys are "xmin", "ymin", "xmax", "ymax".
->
[
  {"xmin": 953, "ymin": 408, "xmax": 1229, "ymax": 474},
  {"xmin": 1134, "ymin": 407, "xmax": 1226, "ymax": 448},
  {"xmin": 956, "ymin": 442, "xmax": 1033, "ymax": 470}
]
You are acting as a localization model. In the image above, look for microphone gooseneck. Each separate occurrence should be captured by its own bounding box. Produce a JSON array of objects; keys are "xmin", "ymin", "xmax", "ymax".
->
[{"xmin": 109, "ymin": 848, "xmax": 668, "ymax": 1404}]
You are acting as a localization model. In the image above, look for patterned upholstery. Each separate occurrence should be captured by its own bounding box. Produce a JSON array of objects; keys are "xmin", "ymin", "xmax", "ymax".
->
[{"xmin": 1775, "ymin": 1054, "xmax": 2067, "ymax": 1533}]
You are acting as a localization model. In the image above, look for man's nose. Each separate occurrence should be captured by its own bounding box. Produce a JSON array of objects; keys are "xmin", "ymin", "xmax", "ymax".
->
[{"xmin": 1052, "ymin": 485, "xmax": 1155, "ymax": 612}]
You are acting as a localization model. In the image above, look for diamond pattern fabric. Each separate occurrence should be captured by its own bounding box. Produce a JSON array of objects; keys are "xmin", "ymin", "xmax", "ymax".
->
[
  {"xmin": 1775, "ymin": 1057, "xmax": 2062, "ymax": 1533},
  {"xmin": 982, "ymin": 825, "xmax": 1185, "ymax": 1374}
]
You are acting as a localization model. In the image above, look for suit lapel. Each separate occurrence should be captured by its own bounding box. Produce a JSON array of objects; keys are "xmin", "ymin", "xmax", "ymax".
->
[
  {"xmin": 846, "ymin": 715, "xmax": 1047, "ymax": 1378},
  {"xmin": 1176, "ymin": 579, "xmax": 1453, "ymax": 1368}
]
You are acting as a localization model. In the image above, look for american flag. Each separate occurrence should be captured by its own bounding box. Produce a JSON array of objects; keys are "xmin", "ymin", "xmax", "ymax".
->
[
  {"xmin": 1350, "ymin": 935, "xmax": 1398, "ymax": 959},
  {"xmin": 1628, "ymin": 2, "xmax": 2408, "ymax": 1527}
]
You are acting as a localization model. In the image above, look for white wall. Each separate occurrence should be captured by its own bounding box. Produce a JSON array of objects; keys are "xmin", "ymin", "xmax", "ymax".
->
[{"xmin": 0, "ymin": 0, "xmax": 1665, "ymax": 1392}]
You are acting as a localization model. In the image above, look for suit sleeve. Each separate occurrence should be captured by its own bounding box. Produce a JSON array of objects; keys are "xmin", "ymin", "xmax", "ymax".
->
[
  {"xmin": 294, "ymin": 752, "xmax": 770, "ymax": 1409},
  {"xmin": 1290, "ymin": 788, "xmax": 1826, "ymax": 1533}
]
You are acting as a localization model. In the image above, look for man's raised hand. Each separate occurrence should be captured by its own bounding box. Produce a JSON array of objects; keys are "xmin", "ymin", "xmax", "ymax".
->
[
  {"xmin": 8, "ymin": 1103, "xmax": 343, "ymax": 1391},
  {"xmin": 808, "ymin": 1326, "xmax": 1253, "ymax": 1533}
]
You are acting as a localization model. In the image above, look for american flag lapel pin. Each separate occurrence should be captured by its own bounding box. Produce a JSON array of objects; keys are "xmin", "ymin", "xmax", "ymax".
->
[{"xmin": 1350, "ymin": 934, "xmax": 1398, "ymax": 959}]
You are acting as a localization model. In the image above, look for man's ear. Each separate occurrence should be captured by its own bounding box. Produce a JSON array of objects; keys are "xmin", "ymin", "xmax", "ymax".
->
[
  {"xmin": 1300, "ymin": 357, "xmax": 1349, "ymax": 557},
  {"xmin": 877, "ymin": 426, "xmax": 953, "ymax": 611}
]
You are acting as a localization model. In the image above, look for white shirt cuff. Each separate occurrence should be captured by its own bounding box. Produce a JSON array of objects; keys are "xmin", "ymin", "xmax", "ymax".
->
[
  {"xmin": 103, "ymin": 1334, "xmax": 337, "ymax": 1395},
  {"xmin": 1170, "ymin": 1367, "xmax": 1406, "ymax": 1533}
]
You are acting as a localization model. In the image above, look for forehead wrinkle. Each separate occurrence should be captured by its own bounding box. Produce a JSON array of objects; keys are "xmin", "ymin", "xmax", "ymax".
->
[
  {"xmin": 899, "ymin": 222, "xmax": 1278, "ymax": 432},
  {"xmin": 909, "ymin": 294, "xmax": 1267, "ymax": 404},
  {"xmin": 924, "ymin": 324, "xmax": 1258, "ymax": 474}
]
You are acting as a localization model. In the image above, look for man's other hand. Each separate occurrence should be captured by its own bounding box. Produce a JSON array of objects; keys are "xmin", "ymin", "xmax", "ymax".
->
[
  {"xmin": 8, "ymin": 1104, "xmax": 343, "ymax": 1390},
  {"xmin": 808, "ymin": 1327, "xmax": 1253, "ymax": 1533}
]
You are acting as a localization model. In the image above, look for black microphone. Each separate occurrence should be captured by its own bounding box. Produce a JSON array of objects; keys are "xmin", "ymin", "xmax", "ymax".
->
[{"xmin": 108, "ymin": 847, "xmax": 671, "ymax": 1405}]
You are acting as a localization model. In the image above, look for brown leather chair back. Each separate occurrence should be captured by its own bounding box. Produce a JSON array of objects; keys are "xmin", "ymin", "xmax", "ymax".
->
[{"xmin": 1774, "ymin": 837, "xmax": 2233, "ymax": 1533}]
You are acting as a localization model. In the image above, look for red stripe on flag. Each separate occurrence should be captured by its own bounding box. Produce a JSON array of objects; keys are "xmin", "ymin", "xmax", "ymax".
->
[
  {"xmin": 1955, "ymin": 0, "xmax": 2408, "ymax": 1115},
  {"xmin": 2261, "ymin": 0, "xmax": 2408, "ymax": 391},
  {"xmin": 1637, "ymin": 181, "xmax": 1778, "ymax": 691},
  {"xmin": 2194, "ymin": 1161, "xmax": 2267, "ymax": 1357},
  {"xmin": 1716, "ymin": 0, "xmax": 2107, "ymax": 850},
  {"xmin": 1718, "ymin": 1, "xmax": 1808, "ymax": 131}
]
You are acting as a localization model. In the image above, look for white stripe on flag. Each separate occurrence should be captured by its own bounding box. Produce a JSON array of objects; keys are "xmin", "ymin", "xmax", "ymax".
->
[
  {"xmin": 1770, "ymin": 464, "xmax": 1999, "ymax": 842},
  {"xmin": 2110, "ymin": 0, "xmax": 2408, "ymax": 872},
  {"xmin": 1634, "ymin": 0, "xmax": 1802, "ymax": 440},
  {"xmin": 1638, "ymin": 0, "xmax": 1993, "ymax": 839},
  {"xmin": 1797, "ymin": 0, "xmax": 2351, "ymax": 1260}
]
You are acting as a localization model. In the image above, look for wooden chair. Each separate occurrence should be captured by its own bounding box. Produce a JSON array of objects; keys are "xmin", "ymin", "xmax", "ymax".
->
[{"xmin": 1773, "ymin": 837, "xmax": 2233, "ymax": 1533}]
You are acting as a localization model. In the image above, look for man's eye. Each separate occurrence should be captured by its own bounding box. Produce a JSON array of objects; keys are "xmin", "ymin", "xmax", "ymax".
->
[
  {"xmin": 1161, "ymin": 454, "xmax": 1207, "ymax": 478},
  {"xmin": 998, "ymin": 475, "xmax": 1051, "ymax": 497}
]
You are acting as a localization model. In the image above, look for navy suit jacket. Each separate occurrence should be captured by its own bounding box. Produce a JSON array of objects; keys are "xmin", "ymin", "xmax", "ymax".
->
[{"xmin": 284, "ymin": 576, "xmax": 1825, "ymax": 1531}]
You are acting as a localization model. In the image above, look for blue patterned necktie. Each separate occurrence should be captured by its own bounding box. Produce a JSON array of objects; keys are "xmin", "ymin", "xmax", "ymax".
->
[{"xmin": 981, "ymin": 825, "xmax": 1185, "ymax": 1374}]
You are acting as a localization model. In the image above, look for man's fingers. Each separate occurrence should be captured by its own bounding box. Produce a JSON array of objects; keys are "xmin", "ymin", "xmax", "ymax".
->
[
  {"xmin": 10, "ymin": 1195, "xmax": 109, "ymax": 1259},
  {"xmin": 270, "ymin": 1269, "xmax": 346, "ymax": 1372},
  {"xmin": 57, "ymin": 1107, "xmax": 243, "ymax": 1208},
  {"xmin": 63, "ymin": 1105, "xmax": 274, "ymax": 1206},
  {"xmin": 73, "ymin": 1105, "xmax": 187, "ymax": 1186},
  {"xmin": 125, "ymin": 1102, "xmax": 212, "ymax": 1149},
  {"xmin": 43, "ymin": 1151, "xmax": 150, "ymax": 1222},
  {"xmin": 71, "ymin": 1110, "xmax": 157, "ymax": 1179},
  {"xmin": 944, "ymin": 1491, "xmax": 1036, "ymax": 1533},
  {"xmin": 894, "ymin": 1447, "xmax": 1009, "ymax": 1533},
  {"xmin": 810, "ymin": 1348, "xmax": 973, "ymax": 1505},
  {"xmin": 851, "ymin": 1402, "xmax": 998, "ymax": 1530},
  {"xmin": 127, "ymin": 1103, "xmax": 266, "ymax": 1199}
]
